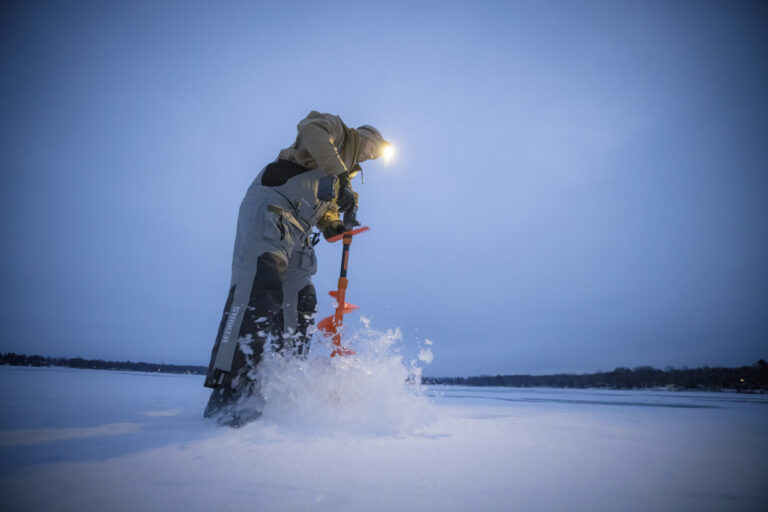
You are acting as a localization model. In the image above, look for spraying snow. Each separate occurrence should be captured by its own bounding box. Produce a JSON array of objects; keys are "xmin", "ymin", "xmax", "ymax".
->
[
  {"xmin": 418, "ymin": 347, "xmax": 434, "ymax": 364},
  {"xmin": 255, "ymin": 319, "xmax": 435, "ymax": 435}
]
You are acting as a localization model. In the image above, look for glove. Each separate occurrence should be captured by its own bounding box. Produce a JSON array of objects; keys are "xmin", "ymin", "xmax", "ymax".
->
[
  {"xmin": 336, "ymin": 186, "xmax": 357, "ymax": 214},
  {"xmin": 322, "ymin": 220, "xmax": 345, "ymax": 240},
  {"xmin": 342, "ymin": 206, "xmax": 361, "ymax": 231}
]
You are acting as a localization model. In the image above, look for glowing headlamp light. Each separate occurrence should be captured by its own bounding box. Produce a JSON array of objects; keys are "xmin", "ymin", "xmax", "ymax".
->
[{"xmin": 381, "ymin": 143, "xmax": 394, "ymax": 162}]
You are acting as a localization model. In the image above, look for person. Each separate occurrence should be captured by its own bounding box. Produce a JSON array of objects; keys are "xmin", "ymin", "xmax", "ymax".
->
[{"xmin": 203, "ymin": 111, "xmax": 389, "ymax": 426}]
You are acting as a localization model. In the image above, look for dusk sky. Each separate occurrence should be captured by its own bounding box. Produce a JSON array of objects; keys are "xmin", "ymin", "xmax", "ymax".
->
[{"xmin": 1, "ymin": 0, "xmax": 766, "ymax": 376}]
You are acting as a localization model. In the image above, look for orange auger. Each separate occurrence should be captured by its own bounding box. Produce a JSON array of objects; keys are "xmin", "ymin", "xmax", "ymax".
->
[{"xmin": 317, "ymin": 226, "xmax": 370, "ymax": 357}]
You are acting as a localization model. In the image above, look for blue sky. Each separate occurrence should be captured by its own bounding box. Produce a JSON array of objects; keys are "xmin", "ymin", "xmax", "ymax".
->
[{"xmin": 1, "ymin": 0, "xmax": 766, "ymax": 376}]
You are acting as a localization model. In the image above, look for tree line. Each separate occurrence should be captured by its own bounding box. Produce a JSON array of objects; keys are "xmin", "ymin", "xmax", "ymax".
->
[
  {"xmin": 0, "ymin": 352, "xmax": 207, "ymax": 375},
  {"xmin": 2, "ymin": 352, "xmax": 766, "ymax": 391},
  {"xmin": 422, "ymin": 360, "xmax": 768, "ymax": 391}
]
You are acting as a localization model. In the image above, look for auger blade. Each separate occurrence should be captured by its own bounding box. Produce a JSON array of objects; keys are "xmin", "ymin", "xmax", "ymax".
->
[
  {"xmin": 329, "ymin": 290, "xmax": 359, "ymax": 311},
  {"xmin": 317, "ymin": 315, "xmax": 337, "ymax": 334},
  {"xmin": 330, "ymin": 347, "xmax": 356, "ymax": 357}
]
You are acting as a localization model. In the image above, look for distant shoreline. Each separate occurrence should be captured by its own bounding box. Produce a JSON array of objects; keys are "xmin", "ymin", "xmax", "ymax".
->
[
  {"xmin": 423, "ymin": 361, "xmax": 767, "ymax": 393},
  {"xmin": 1, "ymin": 352, "xmax": 766, "ymax": 392},
  {"xmin": 0, "ymin": 352, "xmax": 206, "ymax": 376}
]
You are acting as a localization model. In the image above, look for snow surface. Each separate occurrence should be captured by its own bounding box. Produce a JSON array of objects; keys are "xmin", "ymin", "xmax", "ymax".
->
[{"xmin": 1, "ymin": 364, "xmax": 767, "ymax": 511}]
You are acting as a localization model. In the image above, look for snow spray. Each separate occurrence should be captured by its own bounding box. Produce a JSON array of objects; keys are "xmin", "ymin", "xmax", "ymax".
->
[{"xmin": 255, "ymin": 317, "xmax": 435, "ymax": 435}]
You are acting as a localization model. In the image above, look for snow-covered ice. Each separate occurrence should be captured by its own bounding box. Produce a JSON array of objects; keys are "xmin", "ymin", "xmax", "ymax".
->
[{"xmin": 1, "ymin": 365, "xmax": 766, "ymax": 511}]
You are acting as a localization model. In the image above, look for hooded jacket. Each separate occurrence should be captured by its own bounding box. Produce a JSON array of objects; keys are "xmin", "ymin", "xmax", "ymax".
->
[
  {"xmin": 276, "ymin": 111, "xmax": 362, "ymax": 232},
  {"xmin": 278, "ymin": 111, "xmax": 362, "ymax": 178}
]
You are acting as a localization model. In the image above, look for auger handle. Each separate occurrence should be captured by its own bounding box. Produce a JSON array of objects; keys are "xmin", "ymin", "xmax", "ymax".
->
[{"xmin": 326, "ymin": 226, "xmax": 370, "ymax": 243}]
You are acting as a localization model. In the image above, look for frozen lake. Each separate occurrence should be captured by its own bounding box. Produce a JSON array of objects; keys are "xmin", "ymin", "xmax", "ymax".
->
[{"xmin": 0, "ymin": 365, "xmax": 766, "ymax": 511}]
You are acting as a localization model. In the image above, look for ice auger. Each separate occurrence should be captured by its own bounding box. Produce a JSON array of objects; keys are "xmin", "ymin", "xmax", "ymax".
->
[{"xmin": 317, "ymin": 226, "xmax": 369, "ymax": 357}]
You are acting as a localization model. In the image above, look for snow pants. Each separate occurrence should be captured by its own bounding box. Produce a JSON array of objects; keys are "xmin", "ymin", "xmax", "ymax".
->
[
  {"xmin": 273, "ymin": 241, "xmax": 318, "ymax": 357},
  {"xmin": 204, "ymin": 184, "xmax": 318, "ymax": 390}
]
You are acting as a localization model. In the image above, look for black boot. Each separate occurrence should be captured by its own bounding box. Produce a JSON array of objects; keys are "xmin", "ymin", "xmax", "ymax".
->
[
  {"xmin": 203, "ymin": 386, "xmax": 235, "ymax": 418},
  {"xmin": 204, "ymin": 384, "xmax": 265, "ymax": 427},
  {"xmin": 215, "ymin": 376, "xmax": 264, "ymax": 428}
]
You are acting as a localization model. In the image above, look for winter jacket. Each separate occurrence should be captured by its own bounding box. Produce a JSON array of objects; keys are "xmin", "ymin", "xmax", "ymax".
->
[
  {"xmin": 278, "ymin": 111, "xmax": 363, "ymax": 178},
  {"xmin": 277, "ymin": 111, "xmax": 362, "ymax": 233}
]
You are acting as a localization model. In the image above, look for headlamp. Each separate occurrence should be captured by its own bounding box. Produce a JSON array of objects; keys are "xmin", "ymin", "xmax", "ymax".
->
[{"xmin": 381, "ymin": 143, "xmax": 394, "ymax": 162}]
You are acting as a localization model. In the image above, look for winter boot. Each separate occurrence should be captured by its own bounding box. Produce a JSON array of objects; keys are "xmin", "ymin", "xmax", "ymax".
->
[{"xmin": 214, "ymin": 377, "xmax": 265, "ymax": 428}]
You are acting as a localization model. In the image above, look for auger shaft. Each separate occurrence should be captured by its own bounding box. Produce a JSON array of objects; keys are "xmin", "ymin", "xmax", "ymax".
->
[{"xmin": 318, "ymin": 226, "xmax": 369, "ymax": 357}]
